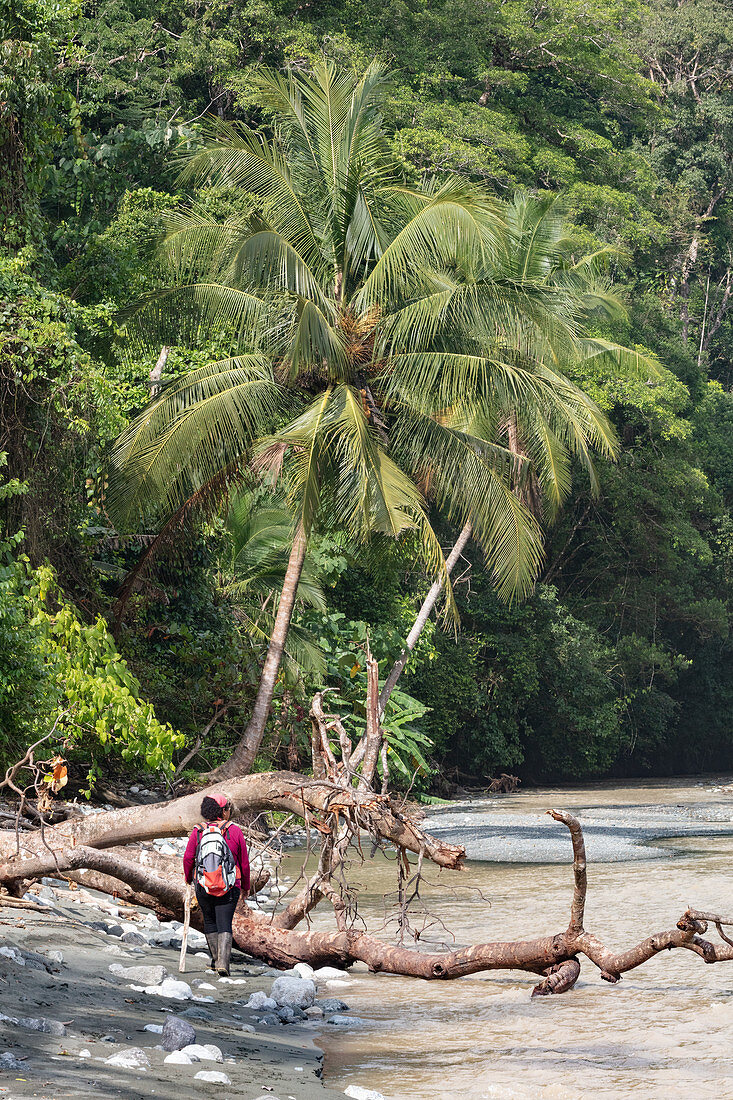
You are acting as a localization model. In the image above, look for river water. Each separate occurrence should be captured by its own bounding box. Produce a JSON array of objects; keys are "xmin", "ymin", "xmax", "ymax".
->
[{"xmin": 292, "ymin": 778, "xmax": 733, "ymax": 1100}]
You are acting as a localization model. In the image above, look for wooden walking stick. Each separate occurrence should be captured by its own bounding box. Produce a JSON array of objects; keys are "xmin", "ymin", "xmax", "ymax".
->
[{"xmin": 179, "ymin": 882, "xmax": 192, "ymax": 973}]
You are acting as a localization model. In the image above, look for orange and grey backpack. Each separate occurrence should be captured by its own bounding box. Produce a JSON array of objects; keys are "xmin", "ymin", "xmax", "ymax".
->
[{"xmin": 194, "ymin": 821, "xmax": 237, "ymax": 896}]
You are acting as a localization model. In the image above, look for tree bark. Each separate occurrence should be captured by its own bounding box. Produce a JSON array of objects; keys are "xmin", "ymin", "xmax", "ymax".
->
[
  {"xmin": 212, "ymin": 520, "xmax": 308, "ymax": 779},
  {"xmin": 6, "ymin": 804, "xmax": 733, "ymax": 995},
  {"xmin": 0, "ymin": 771, "xmax": 466, "ymax": 870},
  {"xmin": 379, "ymin": 523, "xmax": 472, "ymax": 716}
]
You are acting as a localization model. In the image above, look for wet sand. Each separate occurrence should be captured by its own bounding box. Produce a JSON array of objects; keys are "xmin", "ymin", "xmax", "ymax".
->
[{"xmin": 0, "ymin": 889, "xmax": 346, "ymax": 1100}]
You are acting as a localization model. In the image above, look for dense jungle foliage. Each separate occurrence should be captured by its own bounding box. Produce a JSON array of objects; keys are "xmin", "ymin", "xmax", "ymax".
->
[{"xmin": 1, "ymin": 0, "xmax": 731, "ymax": 788}]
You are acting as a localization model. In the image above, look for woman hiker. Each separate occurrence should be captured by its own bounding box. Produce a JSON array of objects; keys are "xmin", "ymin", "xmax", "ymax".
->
[{"xmin": 183, "ymin": 793, "xmax": 250, "ymax": 976}]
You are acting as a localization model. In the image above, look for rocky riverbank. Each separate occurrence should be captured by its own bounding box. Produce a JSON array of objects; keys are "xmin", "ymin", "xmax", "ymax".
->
[{"xmin": 0, "ymin": 875, "xmax": 382, "ymax": 1100}]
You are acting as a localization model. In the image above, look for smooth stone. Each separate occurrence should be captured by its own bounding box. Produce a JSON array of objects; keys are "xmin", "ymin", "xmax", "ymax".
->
[
  {"xmin": 257, "ymin": 1013, "xmax": 282, "ymax": 1026},
  {"xmin": 106, "ymin": 924, "xmax": 124, "ymax": 938},
  {"xmin": 304, "ymin": 1006, "xmax": 323, "ymax": 1018},
  {"xmin": 47, "ymin": 950, "xmax": 64, "ymax": 964},
  {"xmin": 293, "ymin": 962, "xmax": 315, "ymax": 980},
  {"xmin": 143, "ymin": 1024, "xmax": 163, "ymax": 1033},
  {"xmin": 196, "ymin": 982, "xmax": 217, "ymax": 991},
  {"xmin": 15, "ymin": 1016, "xmax": 66, "ymax": 1037},
  {"xmin": 328, "ymin": 1014, "xmax": 364, "ymax": 1026},
  {"xmin": 121, "ymin": 931, "xmax": 147, "ymax": 946},
  {"xmin": 313, "ymin": 966, "xmax": 352, "ymax": 981},
  {"xmin": 345, "ymin": 1088, "xmax": 386, "ymax": 1100},
  {"xmin": 317, "ymin": 998, "xmax": 349, "ymax": 1012},
  {"xmin": 194, "ymin": 1070, "xmax": 230, "ymax": 1084},
  {"xmin": 240, "ymin": 1024, "xmax": 256, "ymax": 1034},
  {"xmin": 181, "ymin": 1043, "xmax": 223, "ymax": 1063},
  {"xmin": 144, "ymin": 978, "xmax": 193, "ymax": 1001},
  {"xmin": 164, "ymin": 1051, "xmax": 194, "ymax": 1065},
  {"xmin": 162, "ymin": 1014, "xmax": 197, "ymax": 1052},
  {"xmin": 179, "ymin": 1007, "xmax": 213, "ymax": 1021},
  {"xmin": 78, "ymin": 1049, "xmax": 91, "ymax": 1058},
  {"xmin": 270, "ymin": 976, "xmax": 316, "ymax": 1009},
  {"xmin": 104, "ymin": 1046, "xmax": 150, "ymax": 1070},
  {"xmin": 109, "ymin": 963, "xmax": 167, "ymax": 986},
  {"xmin": 245, "ymin": 991, "xmax": 277, "ymax": 1010}
]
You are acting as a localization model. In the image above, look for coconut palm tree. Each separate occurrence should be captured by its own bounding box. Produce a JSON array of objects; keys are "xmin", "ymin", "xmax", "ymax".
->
[
  {"xmin": 105, "ymin": 64, "xmax": 626, "ymax": 778},
  {"xmin": 376, "ymin": 192, "xmax": 662, "ymax": 713},
  {"xmin": 223, "ymin": 489, "xmax": 327, "ymax": 685}
]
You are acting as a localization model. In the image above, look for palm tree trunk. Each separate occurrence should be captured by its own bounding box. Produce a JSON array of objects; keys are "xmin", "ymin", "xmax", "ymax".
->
[
  {"xmin": 378, "ymin": 523, "xmax": 472, "ymax": 717},
  {"xmin": 212, "ymin": 520, "xmax": 308, "ymax": 779}
]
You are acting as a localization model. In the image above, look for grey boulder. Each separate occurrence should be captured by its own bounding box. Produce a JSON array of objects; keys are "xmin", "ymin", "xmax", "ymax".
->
[
  {"xmin": 121, "ymin": 930, "xmax": 147, "ymax": 946},
  {"xmin": 109, "ymin": 963, "xmax": 167, "ymax": 986},
  {"xmin": 162, "ymin": 1015, "xmax": 197, "ymax": 1052},
  {"xmin": 0, "ymin": 1052, "xmax": 24, "ymax": 1070},
  {"xmin": 12, "ymin": 1015, "xmax": 66, "ymax": 1037},
  {"xmin": 317, "ymin": 997, "xmax": 349, "ymax": 1012},
  {"xmin": 270, "ymin": 975, "xmax": 316, "ymax": 1009},
  {"xmin": 104, "ymin": 1047, "xmax": 150, "ymax": 1070}
]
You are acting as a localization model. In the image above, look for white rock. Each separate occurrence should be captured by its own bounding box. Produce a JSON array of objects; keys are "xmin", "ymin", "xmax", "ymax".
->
[
  {"xmin": 144, "ymin": 979, "xmax": 193, "ymax": 1001},
  {"xmin": 326, "ymin": 979, "xmax": 352, "ymax": 990},
  {"xmin": 144, "ymin": 1024, "xmax": 164, "ymax": 1033},
  {"xmin": 197, "ymin": 982, "xmax": 217, "ymax": 991},
  {"xmin": 0, "ymin": 945, "xmax": 24, "ymax": 965},
  {"xmin": 78, "ymin": 1049, "xmax": 91, "ymax": 1058},
  {"xmin": 293, "ymin": 962, "xmax": 315, "ymax": 980},
  {"xmin": 245, "ymin": 991, "xmax": 277, "ymax": 1010},
  {"xmin": 240, "ymin": 1024, "xmax": 256, "ymax": 1034},
  {"xmin": 104, "ymin": 1047, "xmax": 150, "ymax": 1070},
  {"xmin": 47, "ymin": 950, "xmax": 64, "ymax": 964},
  {"xmin": 181, "ymin": 1043, "xmax": 223, "ymax": 1063},
  {"xmin": 344, "ymin": 1088, "xmax": 386, "ymax": 1100},
  {"xmin": 164, "ymin": 1051, "xmax": 194, "ymax": 1064},
  {"xmin": 271, "ymin": 976, "xmax": 316, "ymax": 1009},
  {"xmin": 313, "ymin": 966, "xmax": 352, "ymax": 981},
  {"xmin": 329, "ymin": 1014, "xmax": 364, "ymax": 1027},
  {"xmin": 158, "ymin": 844, "xmax": 178, "ymax": 856},
  {"xmin": 110, "ymin": 963, "xmax": 167, "ymax": 986},
  {"xmin": 194, "ymin": 1071, "xmax": 231, "ymax": 1084}
]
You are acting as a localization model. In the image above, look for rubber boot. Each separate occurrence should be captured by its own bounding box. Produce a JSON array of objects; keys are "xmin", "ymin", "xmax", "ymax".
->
[
  {"xmin": 216, "ymin": 932, "xmax": 232, "ymax": 977},
  {"xmin": 205, "ymin": 932, "xmax": 218, "ymax": 971}
]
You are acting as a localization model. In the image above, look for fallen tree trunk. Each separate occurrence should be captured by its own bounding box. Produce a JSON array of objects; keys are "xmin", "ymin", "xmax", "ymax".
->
[
  {"xmin": 4, "ymin": 802, "xmax": 733, "ymax": 996},
  {"xmin": 0, "ymin": 772, "xmax": 464, "ymax": 871},
  {"xmin": 4, "ymin": 682, "xmax": 733, "ymax": 999}
]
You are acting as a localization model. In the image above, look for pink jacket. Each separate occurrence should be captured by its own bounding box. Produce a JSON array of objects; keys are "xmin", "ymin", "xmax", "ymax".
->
[{"xmin": 183, "ymin": 820, "xmax": 250, "ymax": 893}]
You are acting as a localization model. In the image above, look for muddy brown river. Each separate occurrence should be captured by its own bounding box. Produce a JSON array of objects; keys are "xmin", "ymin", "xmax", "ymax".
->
[{"xmin": 288, "ymin": 778, "xmax": 733, "ymax": 1100}]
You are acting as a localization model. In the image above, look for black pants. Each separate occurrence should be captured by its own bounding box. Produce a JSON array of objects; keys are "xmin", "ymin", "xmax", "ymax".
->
[{"xmin": 195, "ymin": 884, "xmax": 240, "ymax": 935}]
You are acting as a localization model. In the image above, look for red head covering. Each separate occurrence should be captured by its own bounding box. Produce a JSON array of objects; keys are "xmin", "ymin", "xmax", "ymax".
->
[{"xmin": 212, "ymin": 793, "xmax": 228, "ymax": 809}]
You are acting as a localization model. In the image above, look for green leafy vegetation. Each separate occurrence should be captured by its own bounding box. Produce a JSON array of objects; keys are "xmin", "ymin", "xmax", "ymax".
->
[{"xmin": 1, "ymin": 0, "xmax": 731, "ymax": 789}]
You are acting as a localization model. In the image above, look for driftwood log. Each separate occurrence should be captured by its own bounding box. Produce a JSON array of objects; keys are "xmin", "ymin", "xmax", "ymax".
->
[{"xmin": 3, "ymin": 693, "xmax": 733, "ymax": 997}]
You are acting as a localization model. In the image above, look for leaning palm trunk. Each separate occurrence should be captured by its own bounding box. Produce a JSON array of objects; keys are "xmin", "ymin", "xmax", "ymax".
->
[
  {"xmin": 213, "ymin": 521, "xmax": 308, "ymax": 778},
  {"xmin": 378, "ymin": 523, "xmax": 473, "ymax": 716}
]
